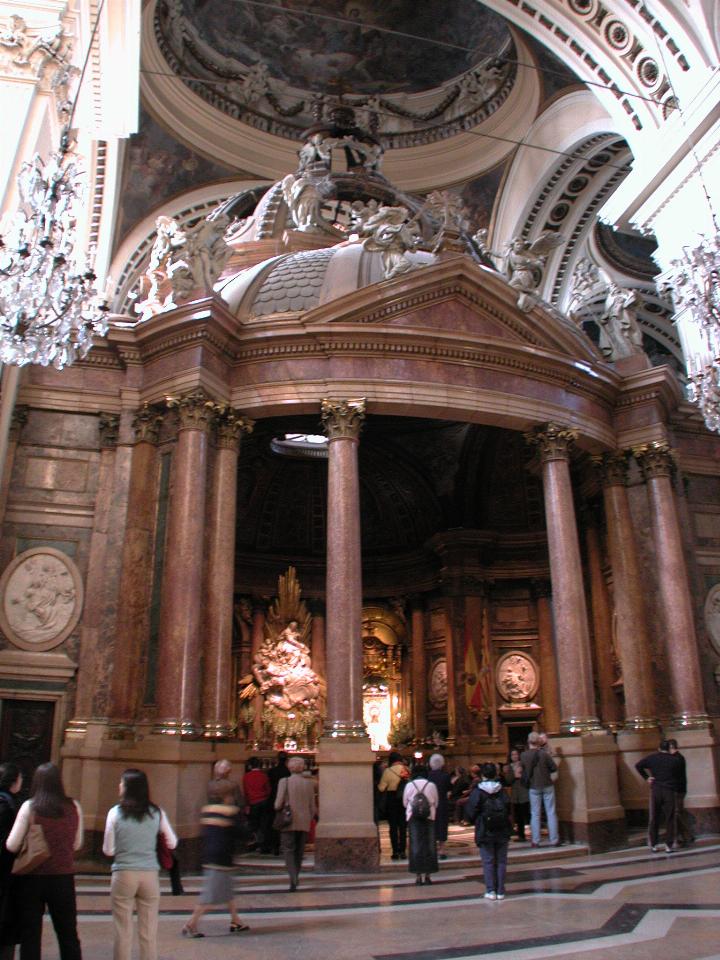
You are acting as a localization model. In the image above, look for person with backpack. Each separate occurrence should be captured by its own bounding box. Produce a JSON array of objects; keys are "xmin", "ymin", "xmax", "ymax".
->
[
  {"xmin": 402, "ymin": 764, "xmax": 439, "ymax": 886},
  {"xmin": 465, "ymin": 762, "xmax": 513, "ymax": 900},
  {"xmin": 377, "ymin": 752, "xmax": 410, "ymax": 860}
]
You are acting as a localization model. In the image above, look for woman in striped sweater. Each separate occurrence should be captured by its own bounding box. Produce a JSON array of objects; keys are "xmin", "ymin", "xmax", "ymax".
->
[{"xmin": 181, "ymin": 778, "xmax": 248, "ymax": 938}]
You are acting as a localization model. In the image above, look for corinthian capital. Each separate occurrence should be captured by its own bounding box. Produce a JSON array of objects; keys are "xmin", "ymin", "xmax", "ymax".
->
[
  {"xmin": 167, "ymin": 389, "xmax": 217, "ymax": 433},
  {"xmin": 215, "ymin": 408, "xmax": 254, "ymax": 451},
  {"xmin": 321, "ymin": 398, "xmax": 366, "ymax": 440},
  {"xmin": 594, "ymin": 450, "xmax": 630, "ymax": 487},
  {"xmin": 633, "ymin": 441, "xmax": 676, "ymax": 480},
  {"xmin": 524, "ymin": 422, "xmax": 577, "ymax": 462},
  {"xmin": 132, "ymin": 404, "xmax": 165, "ymax": 444},
  {"xmin": 98, "ymin": 413, "xmax": 120, "ymax": 449}
]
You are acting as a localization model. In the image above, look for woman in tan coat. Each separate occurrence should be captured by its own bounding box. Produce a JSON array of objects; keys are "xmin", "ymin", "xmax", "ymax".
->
[{"xmin": 274, "ymin": 757, "xmax": 316, "ymax": 891}]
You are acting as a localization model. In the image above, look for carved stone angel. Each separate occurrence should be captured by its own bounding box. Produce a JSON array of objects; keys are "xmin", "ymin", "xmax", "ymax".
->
[
  {"xmin": 361, "ymin": 205, "xmax": 421, "ymax": 280},
  {"xmin": 504, "ymin": 232, "xmax": 564, "ymax": 311}
]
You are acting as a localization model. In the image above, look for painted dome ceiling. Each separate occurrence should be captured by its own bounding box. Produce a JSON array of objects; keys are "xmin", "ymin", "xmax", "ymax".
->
[{"xmin": 155, "ymin": 0, "xmax": 517, "ymax": 145}]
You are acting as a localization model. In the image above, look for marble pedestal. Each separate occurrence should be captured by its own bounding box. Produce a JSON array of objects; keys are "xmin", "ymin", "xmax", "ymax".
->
[
  {"xmin": 314, "ymin": 738, "xmax": 379, "ymax": 872},
  {"xmin": 552, "ymin": 732, "xmax": 627, "ymax": 851},
  {"xmin": 669, "ymin": 726, "xmax": 720, "ymax": 834},
  {"xmin": 62, "ymin": 721, "xmax": 250, "ymax": 866},
  {"xmin": 615, "ymin": 728, "xmax": 659, "ymax": 827}
]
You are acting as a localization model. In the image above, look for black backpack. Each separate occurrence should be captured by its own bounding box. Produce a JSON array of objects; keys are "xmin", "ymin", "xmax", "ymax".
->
[
  {"xmin": 410, "ymin": 782, "xmax": 431, "ymax": 821},
  {"xmin": 482, "ymin": 792, "xmax": 507, "ymax": 833}
]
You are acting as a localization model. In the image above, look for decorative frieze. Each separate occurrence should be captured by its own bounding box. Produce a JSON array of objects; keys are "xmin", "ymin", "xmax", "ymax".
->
[
  {"xmin": 320, "ymin": 398, "xmax": 366, "ymax": 441},
  {"xmin": 524, "ymin": 422, "xmax": 578, "ymax": 462}
]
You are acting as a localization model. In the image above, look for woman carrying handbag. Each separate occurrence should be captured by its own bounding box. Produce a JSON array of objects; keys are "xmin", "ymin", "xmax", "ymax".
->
[
  {"xmin": 5, "ymin": 762, "xmax": 83, "ymax": 960},
  {"xmin": 103, "ymin": 769, "xmax": 177, "ymax": 960}
]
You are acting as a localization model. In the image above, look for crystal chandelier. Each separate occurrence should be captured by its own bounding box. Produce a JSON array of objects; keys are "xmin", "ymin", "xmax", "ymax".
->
[
  {"xmin": 661, "ymin": 231, "xmax": 720, "ymax": 432},
  {"xmin": 0, "ymin": 131, "xmax": 111, "ymax": 370}
]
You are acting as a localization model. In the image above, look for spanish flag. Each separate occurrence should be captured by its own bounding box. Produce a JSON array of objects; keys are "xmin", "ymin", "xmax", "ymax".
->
[{"xmin": 464, "ymin": 618, "xmax": 485, "ymax": 712}]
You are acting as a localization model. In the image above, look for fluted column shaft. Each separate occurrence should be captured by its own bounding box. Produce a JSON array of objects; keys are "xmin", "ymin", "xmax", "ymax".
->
[
  {"xmin": 202, "ymin": 412, "xmax": 253, "ymax": 738},
  {"xmin": 321, "ymin": 398, "xmax": 366, "ymax": 735},
  {"xmin": 585, "ymin": 518, "xmax": 623, "ymax": 726},
  {"xmin": 532, "ymin": 581, "xmax": 561, "ymax": 734},
  {"xmin": 635, "ymin": 442, "xmax": 708, "ymax": 725},
  {"xmin": 155, "ymin": 391, "xmax": 213, "ymax": 735},
  {"xmin": 110, "ymin": 406, "xmax": 164, "ymax": 724},
  {"xmin": 599, "ymin": 454, "xmax": 656, "ymax": 726},
  {"xmin": 527, "ymin": 424, "xmax": 599, "ymax": 732},
  {"xmin": 410, "ymin": 599, "xmax": 427, "ymax": 740}
]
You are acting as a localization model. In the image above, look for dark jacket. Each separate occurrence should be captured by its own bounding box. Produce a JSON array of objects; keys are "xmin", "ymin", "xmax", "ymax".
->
[
  {"xmin": 635, "ymin": 751, "xmax": 685, "ymax": 793},
  {"xmin": 200, "ymin": 801, "xmax": 240, "ymax": 868},
  {"xmin": 464, "ymin": 781, "xmax": 512, "ymax": 845},
  {"xmin": 520, "ymin": 747, "xmax": 557, "ymax": 789}
]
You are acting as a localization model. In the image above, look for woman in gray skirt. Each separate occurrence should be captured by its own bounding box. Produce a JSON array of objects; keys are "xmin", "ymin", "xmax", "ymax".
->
[
  {"xmin": 403, "ymin": 764, "xmax": 439, "ymax": 885},
  {"xmin": 182, "ymin": 778, "xmax": 248, "ymax": 937}
]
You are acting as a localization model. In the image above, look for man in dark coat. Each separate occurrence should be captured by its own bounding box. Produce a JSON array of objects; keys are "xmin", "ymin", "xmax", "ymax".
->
[{"xmin": 636, "ymin": 739, "xmax": 686, "ymax": 852}]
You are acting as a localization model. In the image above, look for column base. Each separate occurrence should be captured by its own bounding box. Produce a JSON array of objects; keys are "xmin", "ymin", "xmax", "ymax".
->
[
  {"xmin": 623, "ymin": 716, "xmax": 659, "ymax": 731},
  {"xmin": 322, "ymin": 720, "xmax": 368, "ymax": 739},
  {"xmin": 202, "ymin": 721, "xmax": 235, "ymax": 739},
  {"xmin": 314, "ymin": 736, "xmax": 379, "ymax": 873},
  {"xmin": 669, "ymin": 712, "xmax": 712, "ymax": 730},
  {"xmin": 560, "ymin": 716, "xmax": 604, "ymax": 735},
  {"xmin": 551, "ymin": 731, "xmax": 627, "ymax": 852},
  {"xmin": 151, "ymin": 718, "xmax": 203, "ymax": 737}
]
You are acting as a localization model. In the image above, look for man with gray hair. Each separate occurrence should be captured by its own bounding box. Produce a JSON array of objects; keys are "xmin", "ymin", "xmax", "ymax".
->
[
  {"xmin": 427, "ymin": 753, "xmax": 452, "ymax": 859},
  {"xmin": 521, "ymin": 731, "xmax": 559, "ymax": 847},
  {"xmin": 209, "ymin": 758, "xmax": 242, "ymax": 806}
]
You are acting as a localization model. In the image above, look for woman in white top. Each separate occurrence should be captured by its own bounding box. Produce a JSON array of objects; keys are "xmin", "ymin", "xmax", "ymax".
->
[
  {"xmin": 103, "ymin": 769, "xmax": 177, "ymax": 960},
  {"xmin": 402, "ymin": 763, "xmax": 439, "ymax": 886}
]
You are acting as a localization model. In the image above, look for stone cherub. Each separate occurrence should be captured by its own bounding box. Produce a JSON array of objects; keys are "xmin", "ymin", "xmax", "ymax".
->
[
  {"xmin": 476, "ymin": 229, "xmax": 565, "ymax": 311},
  {"xmin": 361, "ymin": 204, "xmax": 422, "ymax": 280}
]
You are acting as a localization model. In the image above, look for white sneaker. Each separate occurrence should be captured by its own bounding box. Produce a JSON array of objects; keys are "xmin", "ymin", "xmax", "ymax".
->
[
  {"xmin": 650, "ymin": 845, "xmax": 660, "ymax": 852},
  {"xmin": 496, "ymin": 894, "xmax": 506, "ymax": 901},
  {"xmin": 484, "ymin": 892, "xmax": 496, "ymax": 900},
  {"xmin": 664, "ymin": 844, "xmax": 673, "ymax": 853}
]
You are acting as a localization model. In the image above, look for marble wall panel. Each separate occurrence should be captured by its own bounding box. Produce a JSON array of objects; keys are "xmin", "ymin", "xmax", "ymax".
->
[
  {"xmin": 24, "ymin": 457, "xmax": 89, "ymax": 493},
  {"xmin": 21, "ymin": 410, "xmax": 100, "ymax": 450}
]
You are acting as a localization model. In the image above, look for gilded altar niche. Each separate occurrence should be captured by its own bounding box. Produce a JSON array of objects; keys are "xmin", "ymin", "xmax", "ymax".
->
[
  {"xmin": 361, "ymin": 605, "xmax": 405, "ymax": 751},
  {"xmin": 239, "ymin": 567, "xmax": 324, "ymax": 747}
]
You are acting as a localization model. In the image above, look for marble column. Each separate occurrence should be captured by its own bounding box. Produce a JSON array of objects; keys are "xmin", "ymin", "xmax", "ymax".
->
[
  {"xmin": 598, "ymin": 452, "xmax": 657, "ymax": 727},
  {"xmin": 634, "ymin": 441, "xmax": 709, "ymax": 727},
  {"xmin": 531, "ymin": 580, "xmax": 561, "ymax": 735},
  {"xmin": 584, "ymin": 511, "xmax": 623, "ymax": 727},
  {"xmin": 109, "ymin": 405, "xmax": 164, "ymax": 727},
  {"xmin": 70, "ymin": 414, "xmax": 120, "ymax": 728},
  {"xmin": 526, "ymin": 423, "xmax": 600, "ymax": 733},
  {"xmin": 154, "ymin": 390, "xmax": 214, "ymax": 736},
  {"xmin": 410, "ymin": 598, "xmax": 427, "ymax": 741},
  {"xmin": 315, "ymin": 398, "xmax": 377, "ymax": 872},
  {"xmin": 202, "ymin": 410, "xmax": 253, "ymax": 738},
  {"xmin": 320, "ymin": 398, "xmax": 366, "ymax": 735}
]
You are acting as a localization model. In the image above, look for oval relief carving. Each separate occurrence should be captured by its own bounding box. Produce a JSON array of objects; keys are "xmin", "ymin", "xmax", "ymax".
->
[
  {"xmin": 0, "ymin": 548, "xmax": 83, "ymax": 652},
  {"xmin": 495, "ymin": 651, "xmax": 539, "ymax": 703},
  {"xmin": 704, "ymin": 584, "xmax": 720, "ymax": 656},
  {"xmin": 428, "ymin": 658, "xmax": 448, "ymax": 707}
]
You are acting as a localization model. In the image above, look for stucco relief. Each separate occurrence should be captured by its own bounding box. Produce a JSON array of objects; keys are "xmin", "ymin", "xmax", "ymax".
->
[
  {"xmin": 428, "ymin": 658, "xmax": 447, "ymax": 707},
  {"xmin": 0, "ymin": 548, "xmax": 84, "ymax": 652},
  {"xmin": 704, "ymin": 585, "xmax": 720, "ymax": 657}
]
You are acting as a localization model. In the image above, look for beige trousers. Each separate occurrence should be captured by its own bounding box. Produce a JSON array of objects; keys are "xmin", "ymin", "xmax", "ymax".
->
[{"xmin": 111, "ymin": 870, "xmax": 160, "ymax": 960}]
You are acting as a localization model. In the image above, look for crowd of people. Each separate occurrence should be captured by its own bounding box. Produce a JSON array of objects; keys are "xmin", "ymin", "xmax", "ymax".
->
[{"xmin": 0, "ymin": 735, "xmax": 694, "ymax": 956}]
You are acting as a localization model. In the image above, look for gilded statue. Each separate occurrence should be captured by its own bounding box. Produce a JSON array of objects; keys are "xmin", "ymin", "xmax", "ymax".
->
[{"xmin": 239, "ymin": 568, "xmax": 324, "ymax": 743}]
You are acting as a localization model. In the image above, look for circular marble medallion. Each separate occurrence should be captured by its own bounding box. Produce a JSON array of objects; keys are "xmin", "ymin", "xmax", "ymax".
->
[
  {"xmin": 495, "ymin": 651, "xmax": 539, "ymax": 703},
  {"xmin": 704, "ymin": 584, "xmax": 720, "ymax": 656},
  {"xmin": 0, "ymin": 548, "xmax": 84, "ymax": 652},
  {"xmin": 428, "ymin": 658, "xmax": 448, "ymax": 707}
]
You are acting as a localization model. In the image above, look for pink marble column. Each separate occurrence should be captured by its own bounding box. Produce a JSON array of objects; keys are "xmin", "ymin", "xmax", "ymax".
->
[
  {"xmin": 634, "ymin": 442, "xmax": 709, "ymax": 726},
  {"xmin": 584, "ymin": 514, "xmax": 623, "ymax": 727},
  {"xmin": 154, "ymin": 390, "xmax": 213, "ymax": 736},
  {"xmin": 526, "ymin": 423, "xmax": 600, "ymax": 733},
  {"xmin": 598, "ymin": 453, "xmax": 657, "ymax": 728},
  {"xmin": 532, "ymin": 580, "xmax": 561, "ymax": 735},
  {"xmin": 410, "ymin": 598, "xmax": 427, "ymax": 740},
  {"xmin": 321, "ymin": 398, "xmax": 366, "ymax": 736},
  {"xmin": 110, "ymin": 406, "xmax": 164, "ymax": 726},
  {"xmin": 71, "ymin": 414, "xmax": 120, "ymax": 727},
  {"xmin": 202, "ymin": 410, "xmax": 253, "ymax": 738}
]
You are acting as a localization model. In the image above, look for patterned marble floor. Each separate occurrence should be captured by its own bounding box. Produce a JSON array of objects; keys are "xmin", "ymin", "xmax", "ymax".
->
[{"xmin": 37, "ymin": 827, "xmax": 720, "ymax": 960}]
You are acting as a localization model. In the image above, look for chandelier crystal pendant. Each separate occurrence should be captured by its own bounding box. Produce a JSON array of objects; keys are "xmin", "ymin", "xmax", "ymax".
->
[
  {"xmin": 0, "ymin": 131, "xmax": 112, "ymax": 370},
  {"xmin": 662, "ymin": 231, "xmax": 720, "ymax": 432}
]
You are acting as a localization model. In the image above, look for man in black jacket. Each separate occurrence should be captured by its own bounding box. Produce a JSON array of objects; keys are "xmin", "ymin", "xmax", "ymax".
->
[
  {"xmin": 635, "ymin": 740, "xmax": 686, "ymax": 852},
  {"xmin": 521, "ymin": 732, "xmax": 559, "ymax": 847}
]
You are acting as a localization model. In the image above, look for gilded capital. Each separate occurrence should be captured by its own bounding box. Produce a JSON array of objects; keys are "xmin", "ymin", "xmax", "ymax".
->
[
  {"xmin": 98, "ymin": 413, "xmax": 120, "ymax": 449},
  {"xmin": 594, "ymin": 450, "xmax": 630, "ymax": 487},
  {"xmin": 132, "ymin": 404, "xmax": 164, "ymax": 445},
  {"xmin": 524, "ymin": 422, "xmax": 577, "ymax": 462},
  {"xmin": 321, "ymin": 398, "xmax": 366, "ymax": 440},
  {"xmin": 633, "ymin": 441, "xmax": 676, "ymax": 480},
  {"xmin": 215, "ymin": 408, "xmax": 254, "ymax": 451},
  {"xmin": 167, "ymin": 389, "xmax": 216, "ymax": 433}
]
